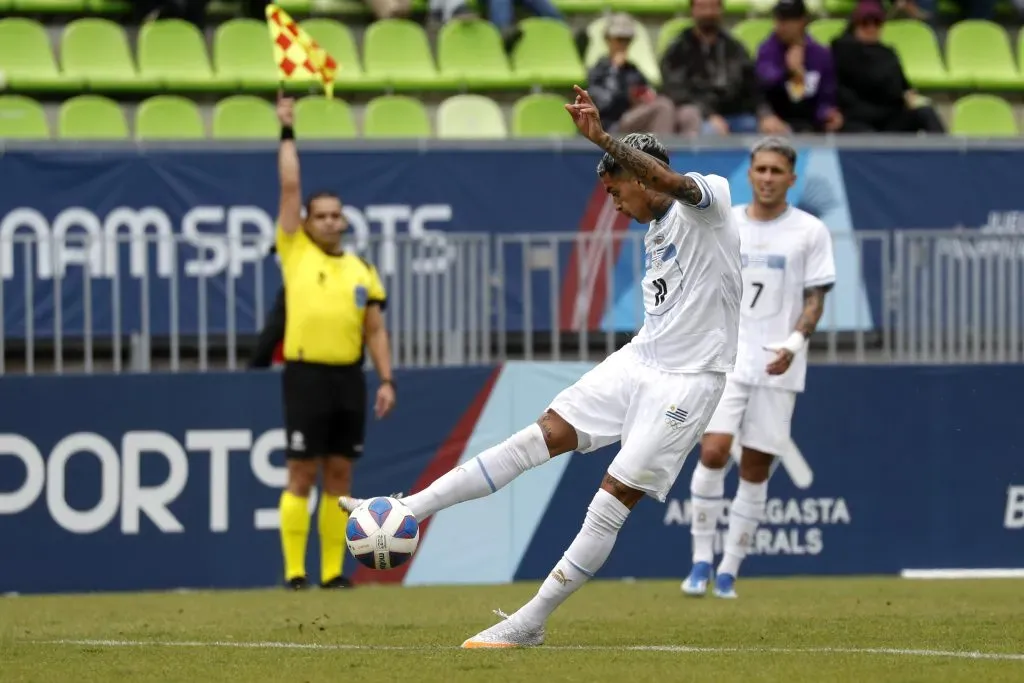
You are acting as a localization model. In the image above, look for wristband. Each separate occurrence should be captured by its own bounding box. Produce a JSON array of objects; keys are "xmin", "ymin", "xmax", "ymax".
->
[
  {"xmin": 280, "ymin": 125, "xmax": 294, "ymax": 141},
  {"xmin": 381, "ymin": 378, "xmax": 396, "ymax": 390},
  {"xmin": 778, "ymin": 331, "xmax": 807, "ymax": 355}
]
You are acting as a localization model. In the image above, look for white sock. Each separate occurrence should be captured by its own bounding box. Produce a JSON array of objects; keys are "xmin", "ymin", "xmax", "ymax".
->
[
  {"xmin": 690, "ymin": 462, "xmax": 726, "ymax": 565},
  {"xmin": 401, "ymin": 423, "xmax": 549, "ymax": 521},
  {"xmin": 513, "ymin": 489, "xmax": 630, "ymax": 629},
  {"xmin": 718, "ymin": 478, "xmax": 767, "ymax": 578}
]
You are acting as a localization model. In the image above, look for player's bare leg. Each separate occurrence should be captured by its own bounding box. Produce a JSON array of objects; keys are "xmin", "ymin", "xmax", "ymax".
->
[
  {"xmin": 462, "ymin": 473, "xmax": 643, "ymax": 648},
  {"xmin": 682, "ymin": 433, "xmax": 732, "ymax": 596},
  {"xmin": 339, "ymin": 410, "xmax": 576, "ymax": 520},
  {"xmin": 714, "ymin": 447, "xmax": 771, "ymax": 598}
]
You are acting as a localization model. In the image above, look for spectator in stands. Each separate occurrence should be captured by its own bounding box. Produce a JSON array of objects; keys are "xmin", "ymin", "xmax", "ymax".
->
[
  {"xmin": 587, "ymin": 14, "xmax": 677, "ymax": 136},
  {"xmin": 487, "ymin": 0, "xmax": 565, "ymax": 51},
  {"xmin": 659, "ymin": 0, "xmax": 788, "ymax": 136},
  {"xmin": 756, "ymin": 0, "xmax": 843, "ymax": 133},
  {"xmin": 428, "ymin": 0, "xmax": 477, "ymax": 26},
  {"xmin": 832, "ymin": 2, "xmax": 945, "ymax": 134},
  {"xmin": 366, "ymin": 0, "xmax": 411, "ymax": 18}
]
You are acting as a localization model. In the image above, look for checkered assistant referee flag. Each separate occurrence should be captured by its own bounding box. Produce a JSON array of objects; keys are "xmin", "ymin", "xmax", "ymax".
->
[{"xmin": 265, "ymin": 4, "xmax": 339, "ymax": 98}]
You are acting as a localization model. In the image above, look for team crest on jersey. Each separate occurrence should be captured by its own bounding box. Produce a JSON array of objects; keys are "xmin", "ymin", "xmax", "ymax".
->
[{"xmin": 646, "ymin": 243, "xmax": 677, "ymax": 272}]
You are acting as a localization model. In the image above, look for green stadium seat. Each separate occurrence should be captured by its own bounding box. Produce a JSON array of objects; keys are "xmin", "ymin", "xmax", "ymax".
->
[
  {"xmin": 58, "ymin": 95, "xmax": 129, "ymax": 139},
  {"xmin": 294, "ymin": 96, "xmax": 357, "ymax": 138},
  {"xmin": 0, "ymin": 18, "xmax": 80, "ymax": 92},
  {"xmin": 138, "ymin": 19, "xmax": 228, "ymax": 91},
  {"xmin": 724, "ymin": 0, "xmax": 754, "ymax": 13},
  {"xmin": 436, "ymin": 94, "xmax": 507, "ymax": 139},
  {"xmin": 0, "ymin": 95, "xmax": 49, "ymax": 139},
  {"xmin": 512, "ymin": 93, "xmax": 577, "ymax": 138},
  {"xmin": 808, "ymin": 18, "xmax": 848, "ymax": 47},
  {"xmin": 363, "ymin": 95, "xmax": 431, "ymax": 138},
  {"xmin": 437, "ymin": 20, "xmax": 517, "ymax": 89},
  {"xmin": 12, "ymin": 0, "xmax": 85, "ymax": 14},
  {"xmin": 881, "ymin": 20, "xmax": 954, "ymax": 89},
  {"xmin": 657, "ymin": 18, "xmax": 692, "ymax": 56},
  {"xmin": 511, "ymin": 18, "xmax": 587, "ymax": 88},
  {"xmin": 363, "ymin": 19, "xmax": 453, "ymax": 90},
  {"xmin": 87, "ymin": 0, "xmax": 131, "ymax": 14},
  {"xmin": 212, "ymin": 95, "xmax": 278, "ymax": 139},
  {"xmin": 136, "ymin": 95, "xmax": 205, "ymax": 140},
  {"xmin": 213, "ymin": 19, "xmax": 279, "ymax": 92},
  {"xmin": 300, "ymin": 19, "xmax": 377, "ymax": 90},
  {"xmin": 732, "ymin": 19, "xmax": 773, "ymax": 57},
  {"xmin": 584, "ymin": 16, "xmax": 661, "ymax": 87},
  {"xmin": 947, "ymin": 20, "xmax": 1023, "ymax": 90},
  {"xmin": 62, "ymin": 19, "xmax": 156, "ymax": 92},
  {"xmin": 950, "ymin": 94, "xmax": 1018, "ymax": 137}
]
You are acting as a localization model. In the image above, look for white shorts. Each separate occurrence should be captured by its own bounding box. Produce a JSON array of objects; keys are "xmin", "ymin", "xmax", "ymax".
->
[
  {"xmin": 547, "ymin": 347, "xmax": 727, "ymax": 503},
  {"xmin": 704, "ymin": 377, "xmax": 797, "ymax": 457}
]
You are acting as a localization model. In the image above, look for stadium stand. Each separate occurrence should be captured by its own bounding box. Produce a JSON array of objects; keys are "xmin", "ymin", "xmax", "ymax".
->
[{"xmin": 2, "ymin": 1, "xmax": 1024, "ymax": 139}]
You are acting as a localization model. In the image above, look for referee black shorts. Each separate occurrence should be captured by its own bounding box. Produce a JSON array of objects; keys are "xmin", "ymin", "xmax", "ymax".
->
[{"xmin": 282, "ymin": 361, "xmax": 367, "ymax": 460}]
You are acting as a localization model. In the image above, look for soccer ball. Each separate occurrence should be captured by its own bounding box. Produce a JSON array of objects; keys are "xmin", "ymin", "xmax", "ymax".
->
[{"xmin": 345, "ymin": 496, "xmax": 420, "ymax": 570}]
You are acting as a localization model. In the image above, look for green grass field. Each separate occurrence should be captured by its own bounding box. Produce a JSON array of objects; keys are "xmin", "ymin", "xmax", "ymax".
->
[{"xmin": 3, "ymin": 577, "xmax": 1023, "ymax": 682}]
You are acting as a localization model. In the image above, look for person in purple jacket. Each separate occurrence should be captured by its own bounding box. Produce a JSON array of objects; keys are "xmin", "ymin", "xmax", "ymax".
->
[{"xmin": 756, "ymin": 0, "xmax": 843, "ymax": 133}]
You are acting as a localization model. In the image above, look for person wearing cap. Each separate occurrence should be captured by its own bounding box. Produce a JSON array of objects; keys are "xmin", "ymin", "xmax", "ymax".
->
[
  {"xmin": 586, "ymin": 13, "xmax": 688, "ymax": 136},
  {"xmin": 660, "ymin": 0, "xmax": 789, "ymax": 136},
  {"xmin": 831, "ymin": 1, "xmax": 944, "ymax": 133},
  {"xmin": 756, "ymin": 0, "xmax": 843, "ymax": 133}
]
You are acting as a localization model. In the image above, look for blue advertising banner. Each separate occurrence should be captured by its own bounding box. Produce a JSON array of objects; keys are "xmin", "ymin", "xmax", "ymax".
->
[
  {"xmin": 2, "ymin": 147, "xmax": 1022, "ymax": 341},
  {"xmin": 0, "ymin": 363, "xmax": 1021, "ymax": 594}
]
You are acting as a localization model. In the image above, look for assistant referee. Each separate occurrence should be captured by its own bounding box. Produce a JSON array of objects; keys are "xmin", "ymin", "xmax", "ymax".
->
[{"xmin": 272, "ymin": 92, "xmax": 396, "ymax": 590}]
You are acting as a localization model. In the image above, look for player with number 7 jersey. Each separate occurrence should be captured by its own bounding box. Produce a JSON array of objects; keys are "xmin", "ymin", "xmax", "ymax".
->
[{"xmin": 682, "ymin": 137, "xmax": 836, "ymax": 600}]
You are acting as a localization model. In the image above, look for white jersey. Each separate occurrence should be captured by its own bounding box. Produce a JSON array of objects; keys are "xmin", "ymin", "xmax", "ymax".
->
[
  {"xmin": 731, "ymin": 204, "xmax": 836, "ymax": 393},
  {"xmin": 628, "ymin": 172, "xmax": 742, "ymax": 374}
]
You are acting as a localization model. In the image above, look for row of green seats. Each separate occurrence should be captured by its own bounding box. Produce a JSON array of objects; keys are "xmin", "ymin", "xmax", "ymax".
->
[
  {"xmin": 8, "ymin": 0, "xmax": 1018, "ymax": 18},
  {"xmin": 0, "ymin": 93, "xmax": 580, "ymax": 139},
  {"xmin": 0, "ymin": 16, "xmax": 588, "ymax": 92},
  {"xmin": 1, "ymin": 92, "xmax": 1020, "ymax": 140},
  {"xmin": 4, "ymin": 15, "xmax": 1024, "ymax": 98}
]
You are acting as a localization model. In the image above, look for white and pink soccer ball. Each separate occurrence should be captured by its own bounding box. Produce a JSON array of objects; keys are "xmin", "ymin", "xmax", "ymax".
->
[{"xmin": 345, "ymin": 496, "xmax": 420, "ymax": 570}]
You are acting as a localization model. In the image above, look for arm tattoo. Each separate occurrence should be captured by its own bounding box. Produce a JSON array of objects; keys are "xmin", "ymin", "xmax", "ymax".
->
[
  {"xmin": 599, "ymin": 135, "xmax": 703, "ymax": 205},
  {"xmin": 795, "ymin": 287, "xmax": 827, "ymax": 337}
]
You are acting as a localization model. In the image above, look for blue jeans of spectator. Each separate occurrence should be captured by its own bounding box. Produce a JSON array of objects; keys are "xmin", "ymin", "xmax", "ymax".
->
[
  {"xmin": 702, "ymin": 113, "xmax": 760, "ymax": 136},
  {"xmin": 486, "ymin": 0, "xmax": 563, "ymax": 30}
]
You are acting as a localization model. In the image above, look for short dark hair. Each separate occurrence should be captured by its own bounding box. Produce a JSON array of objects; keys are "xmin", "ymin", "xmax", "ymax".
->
[
  {"xmin": 596, "ymin": 133, "xmax": 670, "ymax": 178},
  {"xmin": 304, "ymin": 190, "xmax": 341, "ymax": 215},
  {"xmin": 750, "ymin": 136, "xmax": 797, "ymax": 170}
]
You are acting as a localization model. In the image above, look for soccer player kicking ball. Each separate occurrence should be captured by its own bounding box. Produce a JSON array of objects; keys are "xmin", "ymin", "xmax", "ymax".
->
[
  {"xmin": 681, "ymin": 137, "xmax": 836, "ymax": 600},
  {"xmin": 341, "ymin": 85, "xmax": 743, "ymax": 648}
]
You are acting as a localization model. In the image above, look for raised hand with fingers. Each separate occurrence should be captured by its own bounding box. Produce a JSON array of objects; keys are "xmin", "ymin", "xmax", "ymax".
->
[{"xmin": 564, "ymin": 85, "xmax": 607, "ymax": 145}]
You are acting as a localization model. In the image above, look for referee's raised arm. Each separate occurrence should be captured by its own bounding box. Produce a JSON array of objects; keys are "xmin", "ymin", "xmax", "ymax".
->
[{"xmin": 276, "ymin": 92, "xmax": 302, "ymax": 235}]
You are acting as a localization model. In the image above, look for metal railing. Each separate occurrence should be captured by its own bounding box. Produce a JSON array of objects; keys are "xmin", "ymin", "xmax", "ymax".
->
[{"xmin": 1, "ymin": 228, "xmax": 1022, "ymax": 374}]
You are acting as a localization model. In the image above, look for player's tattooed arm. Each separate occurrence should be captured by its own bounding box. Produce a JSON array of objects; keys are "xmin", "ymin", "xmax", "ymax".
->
[
  {"xmin": 597, "ymin": 135, "xmax": 704, "ymax": 206},
  {"xmin": 795, "ymin": 286, "xmax": 829, "ymax": 337}
]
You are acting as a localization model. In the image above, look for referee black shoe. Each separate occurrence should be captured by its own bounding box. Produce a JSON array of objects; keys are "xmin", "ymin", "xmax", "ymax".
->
[
  {"xmin": 286, "ymin": 576, "xmax": 310, "ymax": 591},
  {"xmin": 321, "ymin": 576, "xmax": 354, "ymax": 589}
]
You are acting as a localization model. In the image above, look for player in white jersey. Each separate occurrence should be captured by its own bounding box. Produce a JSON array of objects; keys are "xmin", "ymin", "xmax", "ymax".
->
[
  {"xmin": 340, "ymin": 86, "xmax": 742, "ymax": 648},
  {"xmin": 681, "ymin": 137, "xmax": 836, "ymax": 600}
]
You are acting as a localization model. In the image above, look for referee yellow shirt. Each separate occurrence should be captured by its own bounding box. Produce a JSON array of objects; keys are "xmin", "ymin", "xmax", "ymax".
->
[{"xmin": 276, "ymin": 225, "xmax": 387, "ymax": 365}]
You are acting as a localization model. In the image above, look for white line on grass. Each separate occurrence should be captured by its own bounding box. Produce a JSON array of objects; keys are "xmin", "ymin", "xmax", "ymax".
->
[
  {"xmin": 900, "ymin": 568, "xmax": 1024, "ymax": 580},
  {"xmin": 37, "ymin": 639, "xmax": 1024, "ymax": 662}
]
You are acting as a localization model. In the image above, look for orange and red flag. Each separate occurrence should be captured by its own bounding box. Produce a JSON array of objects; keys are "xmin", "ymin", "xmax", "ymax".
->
[{"xmin": 265, "ymin": 4, "xmax": 339, "ymax": 98}]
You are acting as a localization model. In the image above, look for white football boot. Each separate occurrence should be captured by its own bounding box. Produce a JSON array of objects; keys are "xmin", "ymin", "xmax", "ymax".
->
[
  {"xmin": 338, "ymin": 492, "xmax": 404, "ymax": 513},
  {"xmin": 461, "ymin": 610, "xmax": 545, "ymax": 649}
]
